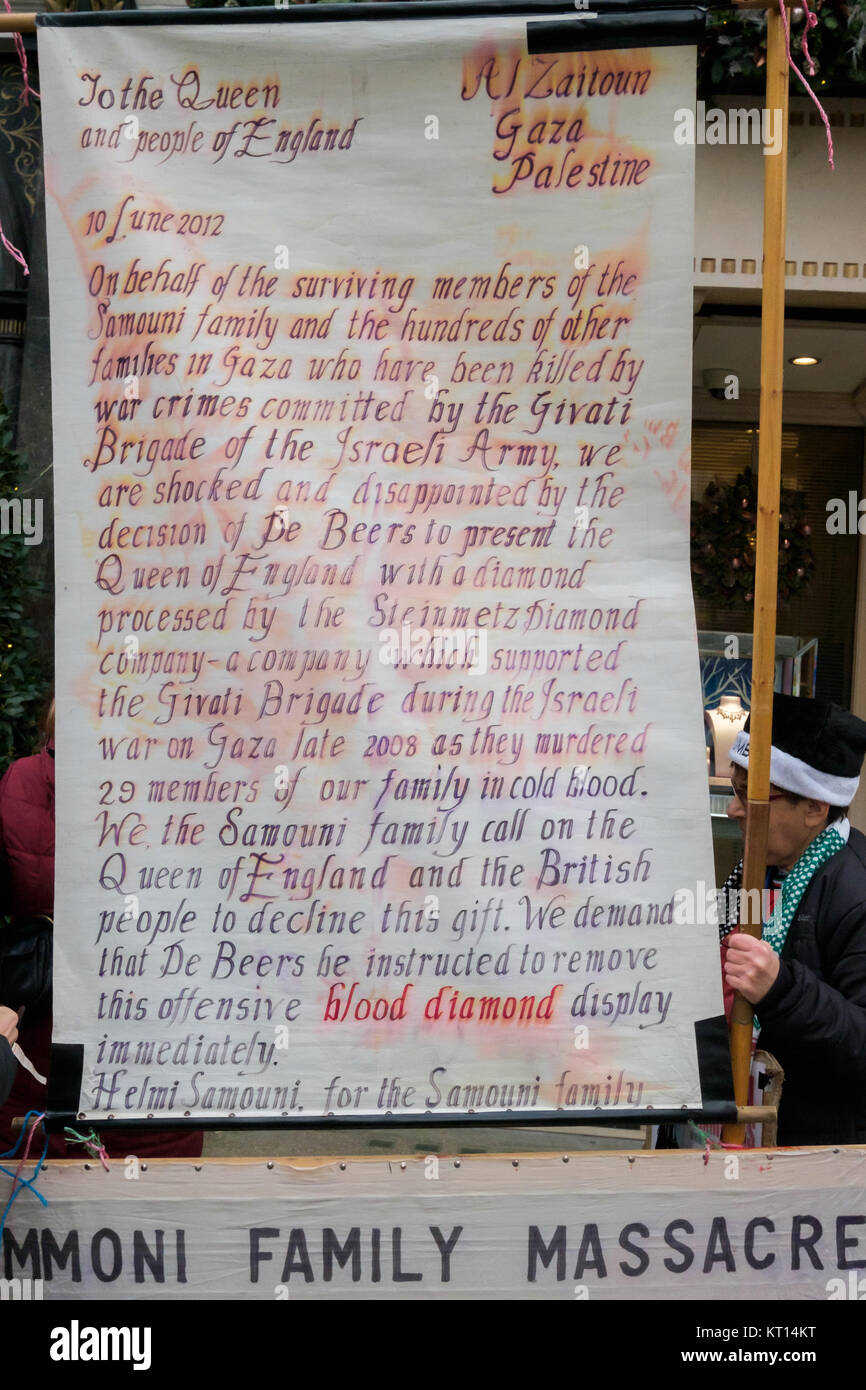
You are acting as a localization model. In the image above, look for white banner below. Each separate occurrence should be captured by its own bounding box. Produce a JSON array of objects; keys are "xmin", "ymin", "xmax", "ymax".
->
[{"xmin": 3, "ymin": 1149, "xmax": 866, "ymax": 1300}]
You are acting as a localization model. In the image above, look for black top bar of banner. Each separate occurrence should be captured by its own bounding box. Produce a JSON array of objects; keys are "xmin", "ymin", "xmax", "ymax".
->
[
  {"xmin": 528, "ymin": 9, "xmax": 704, "ymax": 50},
  {"xmin": 36, "ymin": 0, "xmax": 708, "ymax": 37}
]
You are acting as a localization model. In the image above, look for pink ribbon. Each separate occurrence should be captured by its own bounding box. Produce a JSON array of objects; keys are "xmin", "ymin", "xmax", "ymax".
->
[
  {"xmin": 13, "ymin": 1112, "xmax": 45, "ymax": 1183},
  {"xmin": 798, "ymin": 0, "xmax": 819, "ymax": 75},
  {"xmin": 0, "ymin": 0, "xmax": 36, "ymax": 274},
  {"xmin": 0, "ymin": 224, "xmax": 28, "ymax": 276},
  {"xmin": 0, "ymin": 0, "xmax": 39, "ymax": 105},
  {"xmin": 778, "ymin": 0, "xmax": 835, "ymax": 171}
]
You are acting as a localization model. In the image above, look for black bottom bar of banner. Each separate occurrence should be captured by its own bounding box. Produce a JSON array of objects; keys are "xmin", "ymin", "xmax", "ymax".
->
[{"xmin": 41, "ymin": 1102, "xmax": 738, "ymax": 1132}]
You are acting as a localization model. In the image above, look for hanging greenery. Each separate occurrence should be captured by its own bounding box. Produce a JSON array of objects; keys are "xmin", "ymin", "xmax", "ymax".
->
[
  {"xmin": 699, "ymin": 1, "xmax": 866, "ymax": 97},
  {"xmin": 691, "ymin": 468, "xmax": 815, "ymax": 607},
  {"xmin": 0, "ymin": 393, "xmax": 52, "ymax": 769}
]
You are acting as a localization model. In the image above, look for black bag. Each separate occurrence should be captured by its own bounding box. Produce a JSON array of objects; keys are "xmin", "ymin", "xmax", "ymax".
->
[{"xmin": 0, "ymin": 915, "xmax": 53, "ymax": 1011}]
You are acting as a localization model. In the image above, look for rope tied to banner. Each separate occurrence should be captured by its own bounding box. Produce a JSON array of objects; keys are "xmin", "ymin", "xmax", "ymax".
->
[
  {"xmin": 0, "ymin": 0, "xmax": 36, "ymax": 276},
  {"xmin": 798, "ymin": 0, "xmax": 819, "ymax": 72},
  {"xmin": 63, "ymin": 1125, "xmax": 111, "ymax": 1171},
  {"xmin": 0, "ymin": 0, "xmax": 39, "ymax": 104},
  {"xmin": 779, "ymin": 0, "xmax": 835, "ymax": 170},
  {"xmin": 0, "ymin": 1111, "xmax": 49, "ymax": 1247}
]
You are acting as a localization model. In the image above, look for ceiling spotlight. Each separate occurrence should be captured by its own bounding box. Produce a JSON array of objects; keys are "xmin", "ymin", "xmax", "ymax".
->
[{"xmin": 789, "ymin": 356, "xmax": 821, "ymax": 366}]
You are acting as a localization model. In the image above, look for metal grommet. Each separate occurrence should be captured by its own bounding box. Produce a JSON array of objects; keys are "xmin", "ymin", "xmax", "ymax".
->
[
  {"xmin": 140, "ymin": 1163, "xmax": 148, "ymax": 1172},
  {"xmin": 628, "ymin": 1155, "xmax": 636, "ymax": 1164},
  {"xmin": 194, "ymin": 1165, "xmax": 202, "ymax": 1172},
  {"xmin": 184, "ymin": 1111, "xmax": 191, "ymax": 1118},
  {"xmin": 84, "ymin": 1163, "xmax": 91, "ymax": 1171},
  {"xmin": 339, "ymin": 1162, "xmax": 347, "ymax": 1171},
  {"xmin": 400, "ymin": 1161, "xmax": 407, "ymax": 1170},
  {"xmin": 267, "ymin": 1161, "xmax": 275, "ymax": 1170},
  {"xmin": 562, "ymin": 1155, "xmax": 569, "ymax": 1163},
  {"xmin": 512, "ymin": 1160, "xmax": 519, "ymax": 1168},
  {"xmin": 454, "ymin": 1160, "xmax": 461, "ymax": 1169},
  {"xmin": 147, "ymin": 1113, "xmax": 154, "ymax": 1120}
]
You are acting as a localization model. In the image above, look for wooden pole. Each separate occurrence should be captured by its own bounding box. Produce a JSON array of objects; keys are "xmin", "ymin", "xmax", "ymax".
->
[{"xmin": 721, "ymin": 4, "xmax": 789, "ymax": 1146}]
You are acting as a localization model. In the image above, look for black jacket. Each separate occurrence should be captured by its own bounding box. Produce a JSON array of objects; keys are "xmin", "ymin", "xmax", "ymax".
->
[
  {"xmin": 0, "ymin": 1037, "xmax": 16, "ymax": 1108},
  {"xmin": 756, "ymin": 825, "xmax": 866, "ymax": 1145}
]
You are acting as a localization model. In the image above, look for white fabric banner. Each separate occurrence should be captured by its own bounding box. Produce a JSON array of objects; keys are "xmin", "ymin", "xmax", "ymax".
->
[
  {"xmin": 37, "ymin": 14, "xmax": 722, "ymax": 1121},
  {"xmin": 4, "ymin": 1150, "xmax": 866, "ymax": 1300}
]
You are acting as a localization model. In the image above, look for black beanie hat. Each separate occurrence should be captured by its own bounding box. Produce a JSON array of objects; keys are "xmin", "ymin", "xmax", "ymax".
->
[{"xmin": 729, "ymin": 693, "xmax": 866, "ymax": 803}]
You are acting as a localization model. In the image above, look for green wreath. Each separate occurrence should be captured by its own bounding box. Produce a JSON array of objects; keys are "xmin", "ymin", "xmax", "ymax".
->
[{"xmin": 690, "ymin": 468, "xmax": 815, "ymax": 606}]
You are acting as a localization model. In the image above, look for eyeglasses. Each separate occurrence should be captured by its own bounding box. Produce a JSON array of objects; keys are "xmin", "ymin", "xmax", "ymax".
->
[{"xmin": 730, "ymin": 781, "xmax": 790, "ymax": 805}]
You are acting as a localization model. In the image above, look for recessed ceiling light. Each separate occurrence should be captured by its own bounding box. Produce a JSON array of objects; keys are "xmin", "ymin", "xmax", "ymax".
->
[{"xmin": 789, "ymin": 356, "xmax": 821, "ymax": 366}]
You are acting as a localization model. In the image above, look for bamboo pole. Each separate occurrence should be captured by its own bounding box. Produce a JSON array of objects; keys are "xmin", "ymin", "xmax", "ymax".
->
[
  {"xmin": 721, "ymin": 4, "xmax": 789, "ymax": 1146},
  {"xmin": 0, "ymin": 14, "xmax": 37, "ymax": 31}
]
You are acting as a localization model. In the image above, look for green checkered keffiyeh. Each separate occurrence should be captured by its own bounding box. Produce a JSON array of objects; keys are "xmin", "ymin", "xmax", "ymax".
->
[
  {"xmin": 762, "ymin": 822, "xmax": 846, "ymax": 955},
  {"xmin": 719, "ymin": 822, "xmax": 846, "ymax": 946}
]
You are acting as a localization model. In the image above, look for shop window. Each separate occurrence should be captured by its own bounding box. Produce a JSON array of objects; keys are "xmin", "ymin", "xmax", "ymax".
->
[{"xmin": 691, "ymin": 422, "xmax": 861, "ymax": 707}]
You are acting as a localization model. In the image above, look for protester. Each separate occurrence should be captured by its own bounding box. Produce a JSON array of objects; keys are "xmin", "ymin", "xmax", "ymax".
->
[
  {"xmin": 721, "ymin": 693, "xmax": 866, "ymax": 1145},
  {"xmin": 0, "ymin": 1006, "xmax": 18, "ymax": 1108},
  {"xmin": 0, "ymin": 697, "xmax": 202, "ymax": 1158}
]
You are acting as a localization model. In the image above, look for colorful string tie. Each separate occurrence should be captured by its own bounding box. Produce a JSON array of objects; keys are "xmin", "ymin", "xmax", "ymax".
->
[
  {"xmin": 688, "ymin": 1121, "xmax": 749, "ymax": 1166},
  {"xmin": 64, "ymin": 1126, "xmax": 111, "ymax": 1172},
  {"xmin": 778, "ymin": 0, "xmax": 835, "ymax": 170},
  {"xmin": 0, "ymin": 0, "xmax": 39, "ymax": 105},
  {"xmin": 0, "ymin": 1111, "xmax": 50, "ymax": 1246},
  {"xmin": 0, "ymin": 0, "xmax": 38, "ymax": 275}
]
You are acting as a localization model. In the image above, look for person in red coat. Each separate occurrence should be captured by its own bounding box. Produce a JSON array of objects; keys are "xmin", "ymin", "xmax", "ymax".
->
[{"xmin": 0, "ymin": 700, "xmax": 202, "ymax": 1158}]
